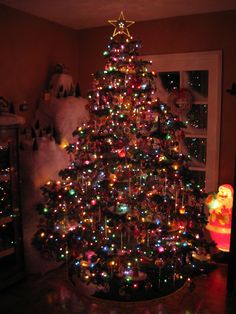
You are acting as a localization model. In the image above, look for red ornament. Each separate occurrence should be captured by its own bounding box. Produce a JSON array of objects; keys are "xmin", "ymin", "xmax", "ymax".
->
[
  {"xmin": 155, "ymin": 258, "xmax": 164, "ymax": 268},
  {"xmin": 117, "ymin": 148, "xmax": 126, "ymax": 158},
  {"xmin": 118, "ymin": 194, "xmax": 123, "ymax": 201},
  {"xmin": 91, "ymin": 199, "xmax": 97, "ymax": 206}
]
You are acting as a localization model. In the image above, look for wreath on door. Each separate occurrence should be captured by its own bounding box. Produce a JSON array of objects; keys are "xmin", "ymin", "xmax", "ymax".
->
[{"xmin": 168, "ymin": 88, "xmax": 193, "ymax": 117}]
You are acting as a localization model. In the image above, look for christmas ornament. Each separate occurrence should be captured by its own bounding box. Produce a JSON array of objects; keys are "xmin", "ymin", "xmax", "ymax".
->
[
  {"xmin": 116, "ymin": 203, "xmax": 129, "ymax": 214},
  {"xmin": 117, "ymin": 148, "xmax": 126, "ymax": 158},
  {"xmin": 108, "ymin": 11, "xmax": 135, "ymax": 38},
  {"xmin": 179, "ymin": 206, "xmax": 186, "ymax": 214},
  {"xmin": 91, "ymin": 199, "xmax": 97, "ymax": 206}
]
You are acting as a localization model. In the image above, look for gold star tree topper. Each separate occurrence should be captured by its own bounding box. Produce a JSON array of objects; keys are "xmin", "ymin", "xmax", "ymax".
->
[{"xmin": 108, "ymin": 11, "xmax": 135, "ymax": 38}]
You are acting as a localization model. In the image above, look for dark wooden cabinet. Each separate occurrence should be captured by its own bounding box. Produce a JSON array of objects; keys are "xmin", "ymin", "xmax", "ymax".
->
[{"xmin": 0, "ymin": 119, "xmax": 24, "ymax": 290}]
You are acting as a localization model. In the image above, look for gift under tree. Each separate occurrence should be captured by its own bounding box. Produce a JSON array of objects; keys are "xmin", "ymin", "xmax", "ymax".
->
[{"xmin": 34, "ymin": 12, "xmax": 211, "ymax": 301}]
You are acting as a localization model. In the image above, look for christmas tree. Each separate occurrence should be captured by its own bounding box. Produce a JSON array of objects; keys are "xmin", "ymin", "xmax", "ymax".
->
[{"xmin": 34, "ymin": 12, "xmax": 211, "ymax": 301}]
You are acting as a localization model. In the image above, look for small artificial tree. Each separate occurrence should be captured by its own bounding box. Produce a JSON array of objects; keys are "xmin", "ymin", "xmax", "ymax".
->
[{"xmin": 34, "ymin": 12, "xmax": 210, "ymax": 301}]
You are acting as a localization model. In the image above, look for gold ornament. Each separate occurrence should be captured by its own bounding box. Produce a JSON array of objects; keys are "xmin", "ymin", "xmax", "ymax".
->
[
  {"xmin": 81, "ymin": 260, "xmax": 89, "ymax": 268},
  {"xmin": 179, "ymin": 206, "xmax": 185, "ymax": 214},
  {"xmin": 110, "ymin": 173, "xmax": 117, "ymax": 182},
  {"xmin": 172, "ymin": 162, "xmax": 179, "ymax": 171},
  {"xmin": 108, "ymin": 11, "xmax": 135, "ymax": 38}
]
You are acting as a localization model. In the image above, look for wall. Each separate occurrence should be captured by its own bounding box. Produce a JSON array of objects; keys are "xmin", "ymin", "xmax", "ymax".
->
[
  {"xmin": 77, "ymin": 10, "xmax": 236, "ymax": 186},
  {"xmin": 0, "ymin": 4, "xmax": 79, "ymax": 124},
  {"xmin": 1, "ymin": 5, "xmax": 234, "ymax": 185}
]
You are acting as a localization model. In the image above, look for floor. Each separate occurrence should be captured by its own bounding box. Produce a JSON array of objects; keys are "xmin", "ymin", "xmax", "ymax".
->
[{"xmin": 0, "ymin": 264, "xmax": 236, "ymax": 314}]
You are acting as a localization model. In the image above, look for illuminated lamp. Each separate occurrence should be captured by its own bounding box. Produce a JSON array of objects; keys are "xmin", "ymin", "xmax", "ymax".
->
[{"xmin": 206, "ymin": 184, "xmax": 234, "ymax": 252}]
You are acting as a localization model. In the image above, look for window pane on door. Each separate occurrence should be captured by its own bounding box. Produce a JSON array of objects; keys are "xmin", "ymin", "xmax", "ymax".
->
[
  {"xmin": 187, "ymin": 70, "xmax": 208, "ymax": 97},
  {"xmin": 158, "ymin": 72, "xmax": 180, "ymax": 92},
  {"xmin": 187, "ymin": 104, "xmax": 208, "ymax": 129},
  {"xmin": 184, "ymin": 137, "xmax": 207, "ymax": 164}
]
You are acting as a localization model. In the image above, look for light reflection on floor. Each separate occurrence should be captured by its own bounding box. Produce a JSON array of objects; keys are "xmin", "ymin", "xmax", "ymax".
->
[{"xmin": 0, "ymin": 264, "xmax": 236, "ymax": 314}]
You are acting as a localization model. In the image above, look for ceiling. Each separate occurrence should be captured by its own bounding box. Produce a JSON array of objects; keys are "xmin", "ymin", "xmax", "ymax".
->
[{"xmin": 1, "ymin": 0, "xmax": 236, "ymax": 30}]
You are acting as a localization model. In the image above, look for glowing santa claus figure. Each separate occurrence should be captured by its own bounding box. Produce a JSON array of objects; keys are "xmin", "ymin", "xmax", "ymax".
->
[{"xmin": 206, "ymin": 184, "xmax": 234, "ymax": 252}]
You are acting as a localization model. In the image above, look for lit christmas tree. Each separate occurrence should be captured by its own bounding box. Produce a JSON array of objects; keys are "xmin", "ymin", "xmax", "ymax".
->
[{"xmin": 34, "ymin": 12, "xmax": 211, "ymax": 300}]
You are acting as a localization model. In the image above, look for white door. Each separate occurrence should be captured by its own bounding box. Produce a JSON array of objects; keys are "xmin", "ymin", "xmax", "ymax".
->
[{"xmin": 145, "ymin": 51, "xmax": 222, "ymax": 192}]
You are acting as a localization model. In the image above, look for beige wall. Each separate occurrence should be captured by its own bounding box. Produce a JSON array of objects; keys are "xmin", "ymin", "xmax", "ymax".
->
[
  {"xmin": 77, "ymin": 10, "xmax": 236, "ymax": 186},
  {"xmin": 0, "ymin": 4, "xmax": 79, "ymax": 124}
]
